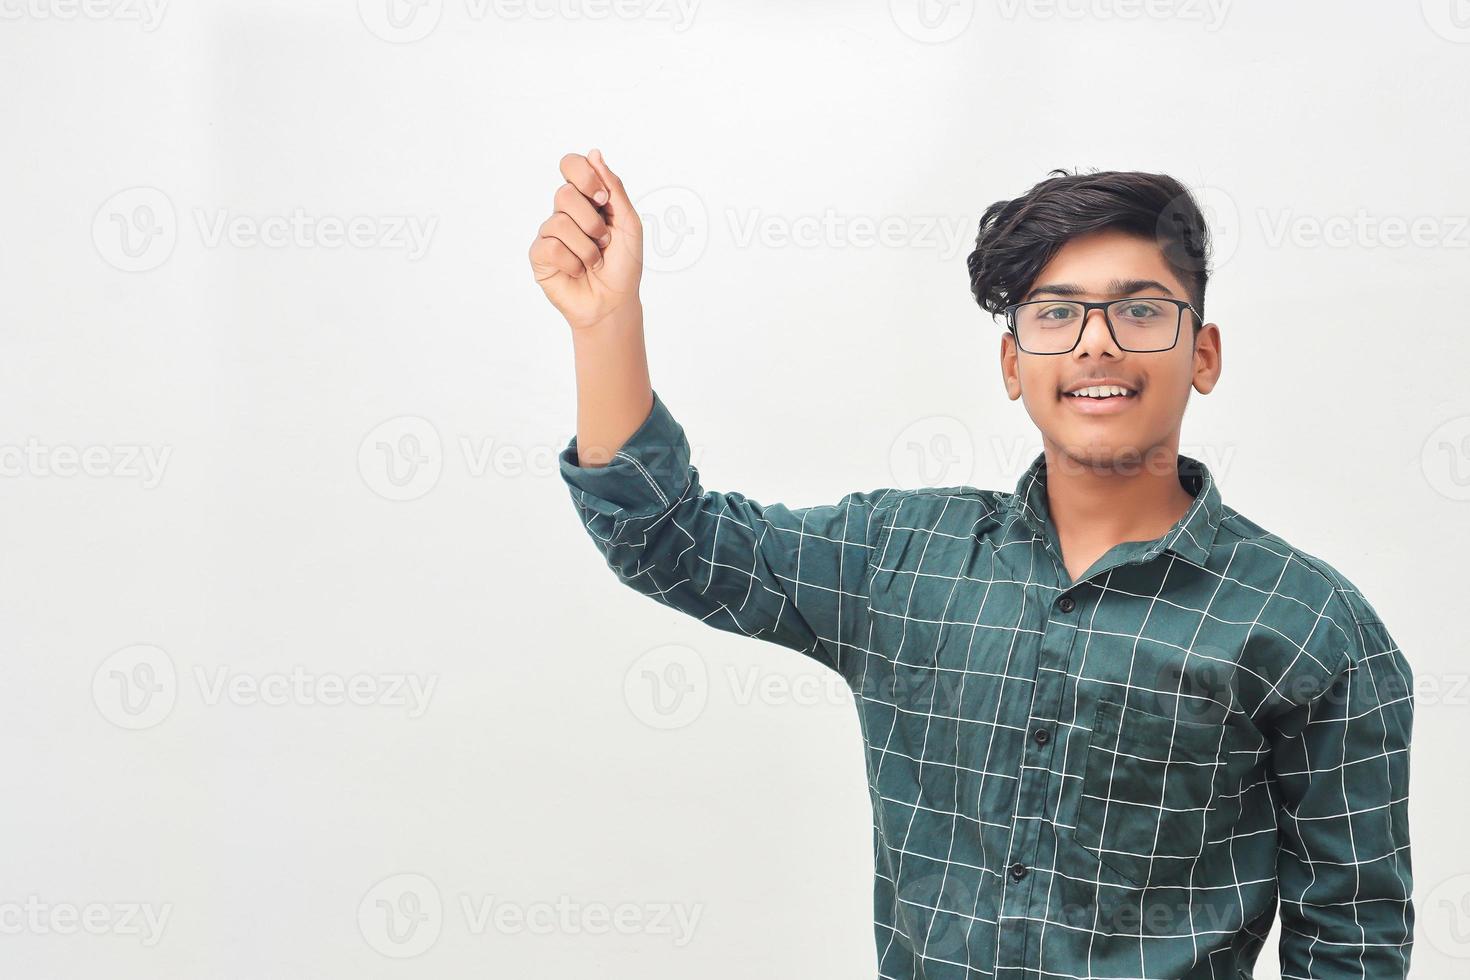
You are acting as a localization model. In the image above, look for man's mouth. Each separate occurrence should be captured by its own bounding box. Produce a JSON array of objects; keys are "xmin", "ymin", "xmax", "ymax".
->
[
  {"xmin": 1061, "ymin": 383, "xmax": 1139, "ymax": 414},
  {"xmin": 1063, "ymin": 384, "xmax": 1138, "ymax": 400}
]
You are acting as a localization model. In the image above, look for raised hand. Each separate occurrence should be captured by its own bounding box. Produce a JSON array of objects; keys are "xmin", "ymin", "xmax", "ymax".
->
[{"xmin": 528, "ymin": 148, "xmax": 644, "ymax": 331}]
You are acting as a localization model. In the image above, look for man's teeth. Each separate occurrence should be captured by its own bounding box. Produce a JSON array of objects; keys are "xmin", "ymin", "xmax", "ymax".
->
[{"xmin": 1067, "ymin": 385, "xmax": 1135, "ymax": 398}]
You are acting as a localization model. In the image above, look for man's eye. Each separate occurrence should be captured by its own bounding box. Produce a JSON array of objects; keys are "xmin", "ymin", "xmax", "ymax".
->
[{"xmin": 1120, "ymin": 302, "xmax": 1163, "ymax": 318}]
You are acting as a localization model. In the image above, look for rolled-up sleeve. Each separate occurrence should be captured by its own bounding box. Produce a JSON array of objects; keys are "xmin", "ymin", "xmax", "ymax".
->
[
  {"xmin": 559, "ymin": 388, "xmax": 896, "ymax": 675},
  {"xmin": 1272, "ymin": 610, "xmax": 1415, "ymax": 979}
]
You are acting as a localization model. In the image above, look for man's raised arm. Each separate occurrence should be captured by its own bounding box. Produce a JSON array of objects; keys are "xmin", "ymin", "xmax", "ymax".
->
[{"xmin": 529, "ymin": 149, "xmax": 897, "ymax": 674}]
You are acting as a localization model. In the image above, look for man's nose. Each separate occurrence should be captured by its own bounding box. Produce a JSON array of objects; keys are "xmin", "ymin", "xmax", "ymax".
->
[{"xmin": 1075, "ymin": 307, "xmax": 1121, "ymax": 356}]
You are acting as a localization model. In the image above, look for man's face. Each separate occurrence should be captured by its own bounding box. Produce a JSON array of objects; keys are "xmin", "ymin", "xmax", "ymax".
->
[{"xmin": 1000, "ymin": 227, "xmax": 1221, "ymax": 469}]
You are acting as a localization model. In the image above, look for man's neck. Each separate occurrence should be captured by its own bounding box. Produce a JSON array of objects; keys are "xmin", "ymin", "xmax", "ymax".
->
[{"xmin": 1041, "ymin": 441, "xmax": 1198, "ymax": 569}]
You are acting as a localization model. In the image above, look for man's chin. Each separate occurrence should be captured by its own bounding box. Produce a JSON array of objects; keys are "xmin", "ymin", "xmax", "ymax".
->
[{"xmin": 1045, "ymin": 431, "xmax": 1163, "ymax": 473}]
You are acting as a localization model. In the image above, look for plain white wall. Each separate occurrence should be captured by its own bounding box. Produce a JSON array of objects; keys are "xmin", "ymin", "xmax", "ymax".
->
[{"xmin": 2, "ymin": 1, "xmax": 1466, "ymax": 976}]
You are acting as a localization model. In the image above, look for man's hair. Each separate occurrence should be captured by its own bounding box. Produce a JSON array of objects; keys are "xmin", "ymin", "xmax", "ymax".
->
[{"xmin": 966, "ymin": 169, "xmax": 1212, "ymax": 332}]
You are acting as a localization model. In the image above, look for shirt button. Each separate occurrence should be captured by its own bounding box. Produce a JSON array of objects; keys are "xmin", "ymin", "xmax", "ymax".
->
[
  {"xmin": 1033, "ymin": 728, "xmax": 1050, "ymax": 746},
  {"xmin": 1056, "ymin": 595, "xmax": 1075, "ymax": 613},
  {"xmin": 1009, "ymin": 862, "xmax": 1029, "ymax": 881}
]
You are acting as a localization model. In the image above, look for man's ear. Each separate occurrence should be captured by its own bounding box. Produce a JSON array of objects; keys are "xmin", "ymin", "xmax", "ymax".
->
[
  {"xmin": 1191, "ymin": 321, "xmax": 1222, "ymax": 394},
  {"xmin": 1000, "ymin": 333, "xmax": 1023, "ymax": 400}
]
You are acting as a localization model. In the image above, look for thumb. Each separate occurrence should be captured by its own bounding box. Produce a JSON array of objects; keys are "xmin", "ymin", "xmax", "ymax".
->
[{"xmin": 587, "ymin": 148, "xmax": 637, "ymax": 230}]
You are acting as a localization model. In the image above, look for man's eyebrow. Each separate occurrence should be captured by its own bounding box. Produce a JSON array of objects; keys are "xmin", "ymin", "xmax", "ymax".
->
[{"xmin": 1025, "ymin": 278, "xmax": 1177, "ymax": 301}]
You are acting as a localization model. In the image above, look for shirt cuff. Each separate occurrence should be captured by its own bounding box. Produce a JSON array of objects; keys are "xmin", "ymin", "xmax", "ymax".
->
[{"xmin": 558, "ymin": 388, "xmax": 692, "ymax": 519}]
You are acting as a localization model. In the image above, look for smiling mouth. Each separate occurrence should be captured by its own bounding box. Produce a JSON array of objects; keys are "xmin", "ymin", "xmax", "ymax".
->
[
  {"xmin": 1063, "ymin": 386, "xmax": 1138, "ymax": 401},
  {"xmin": 1060, "ymin": 384, "xmax": 1140, "ymax": 414}
]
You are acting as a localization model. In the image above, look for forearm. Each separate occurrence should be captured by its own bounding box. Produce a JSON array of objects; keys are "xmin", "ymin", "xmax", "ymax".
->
[
  {"xmin": 557, "ymin": 381, "xmax": 896, "ymax": 670},
  {"xmin": 569, "ymin": 301, "xmax": 653, "ymax": 468},
  {"xmin": 1273, "ymin": 615, "xmax": 1415, "ymax": 979},
  {"xmin": 1277, "ymin": 882, "xmax": 1413, "ymax": 979}
]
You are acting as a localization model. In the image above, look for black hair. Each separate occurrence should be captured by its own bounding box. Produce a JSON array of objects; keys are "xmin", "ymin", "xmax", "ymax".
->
[{"xmin": 966, "ymin": 168, "xmax": 1212, "ymax": 331}]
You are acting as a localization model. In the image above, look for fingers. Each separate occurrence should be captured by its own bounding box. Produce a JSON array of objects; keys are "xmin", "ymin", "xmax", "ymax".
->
[
  {"xmin": 533, "ymin": 148, "xmax": 633, "ymax": 286},
  {"xmin": 585, "ymin": 148, "xmax": 637, "ymax": 228},
  {"xmin": 553, "ymin": 181, "xmax": 610, "ymax": 248},
  {"xmin": 536, "ymin": 211, "xmax": 602, "ymax": 275},
  {"xmin": 528, "ymin": 233, "xmax": 587, "ymax": 280},
  {"xmin": 558, "ymin": 152, "xmax": 609, "ymax": 208}
]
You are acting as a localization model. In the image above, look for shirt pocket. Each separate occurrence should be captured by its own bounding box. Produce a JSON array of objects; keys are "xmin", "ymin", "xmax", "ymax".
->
[{"xmin": 1070, "ymin": 698, "xmax": 1227, "ymax": 888}]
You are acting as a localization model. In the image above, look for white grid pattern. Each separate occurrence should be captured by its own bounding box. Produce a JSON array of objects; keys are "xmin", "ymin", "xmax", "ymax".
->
[{"xmin": 559, "ymin": 389, "xmax": 1414, "ymax": 979}]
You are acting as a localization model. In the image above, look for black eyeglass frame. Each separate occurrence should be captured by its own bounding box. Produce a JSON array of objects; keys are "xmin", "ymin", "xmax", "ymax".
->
[{"xmin": 1000, "ymin": 297, "xmax": 1201, "ymax": 354}]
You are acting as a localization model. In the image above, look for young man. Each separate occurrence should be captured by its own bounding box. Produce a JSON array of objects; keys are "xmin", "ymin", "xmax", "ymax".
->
[{"xmin": 530, "ymin": 150, "xmax": 1415, "ymax": 980}]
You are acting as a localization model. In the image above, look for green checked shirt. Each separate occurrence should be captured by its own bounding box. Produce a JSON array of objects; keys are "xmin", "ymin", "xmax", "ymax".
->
[{"xmin": 558, "ymin": 389, "xmax": 1414, "ymax": 980}]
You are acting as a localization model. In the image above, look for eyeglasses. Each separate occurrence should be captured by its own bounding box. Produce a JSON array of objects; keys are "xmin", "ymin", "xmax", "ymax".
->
[{"xmin": 1001, "ymin": 297, "xmax": 1199, "ymax": 354}]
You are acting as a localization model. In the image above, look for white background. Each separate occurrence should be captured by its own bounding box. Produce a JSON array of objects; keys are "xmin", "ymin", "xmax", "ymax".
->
[{"xmin": 2, "ymin": 0, "xmax": 1467, "ymax": 977}]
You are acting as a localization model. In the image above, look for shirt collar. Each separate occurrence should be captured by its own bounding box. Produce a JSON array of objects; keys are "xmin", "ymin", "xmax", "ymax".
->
[{"xmin": 1008, "ymin": 449, "xmax": 1223, "ymax": 568}]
